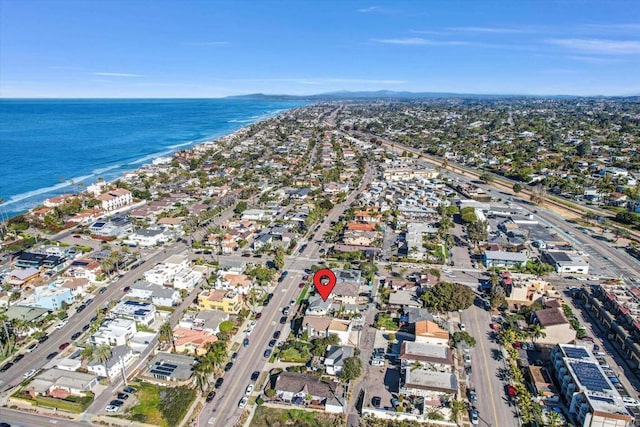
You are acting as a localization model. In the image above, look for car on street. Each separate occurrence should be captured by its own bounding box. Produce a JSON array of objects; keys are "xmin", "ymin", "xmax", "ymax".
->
[
  {"xmin": 215, "ymin": 378, "xmax": 224, "ymax": 388},
  {"xmin": 238, "ymin": 397, "xmax": 248, "ymax": 408},
  {"xmin": 245, "ymin": 384, "xmax": 254, "ymax": 395},
  {"xmin": 468, "ymin": 389, "xmax": 478, "ymax": 403},
  {"xmin": 464, "ymin": 354, "xmax": 472, "ymax": 365},
  {"xmin": 298, "ymin": 282, "xmax": 305, "ymax": 288},
  {"xmin": 38, "ymin": 335, "xmax": 49, "ymax": 343},
  {"xmin": 0, "ymin": 362, "xmax": 14, "ymax": 372},
  {"xmin": 231, "ymin": 352, "xmax": 238, "ymax": 362},
  {"xmin": 123, "ymin": 286, "xmax": 130, "ymax": 292},
  {"xmin": 117, "ymin": 392, "xmax": 129, "ymax": 400},
  {"xmin": 23, "ymin": 369, "xmax": 37, "ymax": 379},
  {"xmin": 372, "ymin": 396, "xmax": 381, "ymax": 408},
  {"xmin": 250, "ymin": 320, "xmax": 257, "ymax": 328},
  {"xmin": 82, "ymin": 324, "xmax": 90, "ymax": 331},
  {"xmin": 71, "ymin": 331, "xmax": 82, "ymax": 340},
  {"xmin": 206, "ymin": 391, "xmax": 216, "ymax": 402},
  {"xmin": 269, "ymin": 339, "xmax": 277, "ymax": 347},
  {"xmin": 99, "ymin": 287, "xmax": 107, "ymax": 294},
  {"xmin": 26, "ymin": 343, "xmax": 38, "ymax": 352},
  {"xmin": 255, "ymin": 312, "xmax": 262, "ymax": 319},
  {"xmin": 13, "ymin": 354, "xmax": 24, "ymax": 362},
  {"xmin": 243, "ymin": 338, "xmax": 249, "ymax": 347},
  {"xmin": 46, "ymin": 352, "xmax": 58, "ymax": 360},
  {"xmin": 470, "ymin": 408, "xmax": 479, "ymax": 425},
  {"xmin": 263, "ymin": 349, "xmax": 272, "ymax": 358},
  {"xmin": 55, "ymin": 320, "xmax": 68, "ymax": 329},
  {"xmin": 273, "ymin": 331, "xmax": 281, "ymax": 339},
  {"xmin": 59, "ymin": 342, "xmax": 70, "ymax": 350},
  {"xmin": 459, "ymin": 323, "xmax": 466, "ymax": 331},
  {"xmin": 582, "ymin": 336, "xmax": 595, "ymax": 342},
  {"xmin": 224, "ymin": 362, "xmax": 233, "ymax": 372},
  {"xmin": 279, "ymin": 316, "xmax": 288, "ymax": 324},
  {"xmin": 251, "ymin": 371, "xmax": 260, "ymax": 381}
]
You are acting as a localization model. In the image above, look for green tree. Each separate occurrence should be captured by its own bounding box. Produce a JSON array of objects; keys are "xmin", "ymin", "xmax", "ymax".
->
[
  {"xmin": 529, "ymin": 324, "xmax": 547, "ymax": 344},
  {"xmin": 512, "ymin": 182, "xmax": 523, "ymax": 194},
  {"xmin": 233, "ymin": 201, "xmax": 248, "ymax": 215},
  {"xmin": 159, "ymin": 321, "xmax": 175, "ymax": 352},
  {"xmin": 452, "ymin": 331, "xmax": 476, "ymax": 347},
  {"xmin": 219, "ymin": 320, "xmax": 234, "ymax": 333},
  {"xmin": 450, "ymin": 399, "xmax": 467, "ymax": 422},
  {"xmin": 274, "ymin": 247, "xmax": 285, "ymax": 270},
  {"xmin": 420, "ymin": 282, "xmax": 475, "ymax": 312},
  {"xmin": 341, "ymin": 356, "xmax": 362, "ymax": 382},
  {"xmin": 490, "ymin": 284, "xmax": 506, "ymax": 309},
  {"xmin": 93, "ymin": 344, "xmax": 113, "ymax": 381},
  {"xmin": 479, "ymin": 173, "xmax": 493, "ymax": 183}
]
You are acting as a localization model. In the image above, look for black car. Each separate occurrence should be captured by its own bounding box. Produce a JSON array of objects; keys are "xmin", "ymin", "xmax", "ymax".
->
[
  {"xmin": 0, "ymin": 362, "xmax": 14, "ymax": 372},
  {"xmin": 82, "ymin": 324, "xmax": 90, "ymax": 331},
  {"xmin": 224, "ymin": 362, "xmax": 233, "ymax": 372},
  {"xmin": 38, "ymin": 335, "xmax": 49, "ymax": 344},
  {"xmin": 117, "ymin": 392, "xmax": 129, "ymax": 400},
  {"xmin": 91, "ymin": 315, "xmax": 98, "ymax": 323},
  {"xmin": 206, "ymin": 391, "xmax": 216, "ymax": 402},
  {"xmin": 13, "ymin": 354, "xmax": 24, "ymax": 362},
  {"xmin": 109, "ymin": 399, "xmax": 124, "ymax": 407},
  {"xmin": 273, "ymin": 331, "xmax": 281, "ymax": 339},
  {"xmin": 263, "ymin": 349, "xmax": 272, "ymax": 358},
  {"xmin": 99, "ymin": 287, "xmax": 107, "ymax": 294},
  {"xmin": 0, "ymin": 422, "xmax": 11, "ymax": 427},
  {"xmin": 279, "ymin": 316, "xmax": 287, "ymax": 325},
  {"xmin": 269, "ymin": 339, "xmax": 277, "ymax": 347},
  {"xmin": 123, "ymin": 386, "xmax": 136, "ymax": 394},
  {"xmin": 71, "ymin": 332, "xmax": 82, "ymax": 340},
  {"xmin": 214, "ymin": 378, "xmax": 224, "ymax": 389},
  {"xmin": 46, "ymin": 352, "xmax": 58, "ymax": 360},
  {"xmin": 86, "ymin": 298, "xmax": 93, "ymax": 305},
  {"xmin": 76, "ymin": 304, "xmax": 86, "ymax": 313},
  {"xmin": 251, "ymin": 371, "xmax": 260, "ymax": 381},
  {"xmin": 243, "ymin": 338, "xmax": 249, "ymax": 347},
  {"xmin": 372, "ymin": 396, "xmax": 381, "ymax": 408},
  {"xmin": 231, "ymin": 352, "xmax": 238, "ymax": 362}
]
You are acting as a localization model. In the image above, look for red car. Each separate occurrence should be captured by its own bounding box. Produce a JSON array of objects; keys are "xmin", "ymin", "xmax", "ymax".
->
[
  {"xmin": 59, "ymin": 342, "xmax": 70, "ymax": 350},
  {"xmin": 255, "ymin": 313, "xmax": 262, "ymax": 319},
  {"xmin": 582, "ymin": 336, "xmax": 595, "ymax": 342},
  {"xmin": 123, "ymin": 286, "xmax": 130, "ymax": 292},
  {"xmin": 298, "ymin": 282, "xmax": 305, "ymax": 288}
]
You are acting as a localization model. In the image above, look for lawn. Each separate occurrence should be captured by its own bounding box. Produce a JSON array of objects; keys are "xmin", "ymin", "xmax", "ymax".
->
[
  {"xmin": 125, "ymin": 381, "xmax": 196, "ymax": 426},
  {"xmin": 296, "ymin": 285, "xmax": 309, "ymax": 305},
  {"xmin": 375, "ymin": 314, "xmax": 399, "ymax": 331},
  {"xmin": 250, "ymin": 407, "xmax": 344, "ymax": 427}
]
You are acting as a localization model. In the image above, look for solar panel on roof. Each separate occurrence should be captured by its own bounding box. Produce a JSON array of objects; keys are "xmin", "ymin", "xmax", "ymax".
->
[
  {"xmin": 160, "ymin": 363, "xmax": 177, "ymax": 369},
  {"xmin": 571, "ymin": 362, "xmax": 612, "ymax": 392},
  {"xmin": 564, "ymin": 347, "xmax": 589, "ymax": 359}
]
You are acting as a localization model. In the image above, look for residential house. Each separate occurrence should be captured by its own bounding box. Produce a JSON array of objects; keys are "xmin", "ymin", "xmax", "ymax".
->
[
  {"xmin": 87, "ymin": 345, "xmax": 134, "ymax": 379},
  {"xmin": 112, "ymin": 300, "xmax": 156, "ymax": 326},
  {"xmin": 197, "ymin": 290, "xmax": 241, "ymax": 314},
  {"xmin": 400, "ymin": 369, "xmax": 458, "ymax": 400},
  {"xmin": 4, "ymin": 268, "xmax": 40, "ymax": 287},
  {"xmin": 399, "ymin": 341, "xmax": 454, "ymax": 371},
  {"xmin": 26, "ymin": 368, "xmax": 98, "ymax": 398},
  {"xmin": 173, "ymin": 328, "xmax": 217, "ymax": 356},
  {"xmin": 98, "ymin": 188, "xmax": 132, "ymax": 212},
  {"xmin": 413, "ymin": 320, "xmax": 450, "ymax": 346},
  {"xmin": 28, "ymin": 283, "xmax": 75, "ymax": 310},
  {"xmin": 91, "ymin": 318, "xmax": 137, "ymax": 347},
  {"xmin": 389, "ymin": 290, "xmax": 422, "ymax": 310},
  {"xmin": 324, "ymin": 345, "xmax": 355, "ymax": 376},
  {"xmin": 129, "ymin": 281, "xmax": 182, "ymax": 307},
  {"xmin": 274, "ymin": 372, "xmax": 344, "ymax": 413},
  {"xmin": 126, "ymin": 227, "xmax": 170, "ymax": 247},
  {"xmin": 145, "ymin": 352, "xmax": 198, "ymax": 383},
  {"xmin": 483, "ymin": 250, "xmax": 529, "ymax": 268},
  {"xmin": 532, "ymin": 307, "xmax": 577, "ymax": 345}
]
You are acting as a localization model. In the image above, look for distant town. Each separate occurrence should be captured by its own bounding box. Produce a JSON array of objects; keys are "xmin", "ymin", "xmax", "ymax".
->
[{"xmin": 1, "ymin": 98, "xmax": 640, "ymax": 427}]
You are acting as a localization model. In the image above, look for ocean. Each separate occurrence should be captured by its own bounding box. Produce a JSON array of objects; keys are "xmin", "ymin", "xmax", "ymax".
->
[{"xmin": 0, "ymin": 98, "xmax": 306, "ymax": 219}]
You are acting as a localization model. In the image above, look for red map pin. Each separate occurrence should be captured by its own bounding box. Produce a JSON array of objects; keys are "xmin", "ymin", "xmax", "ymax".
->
[{"xmin": 313, "ymin": 268, "xmax": 337, "ymax": 302}]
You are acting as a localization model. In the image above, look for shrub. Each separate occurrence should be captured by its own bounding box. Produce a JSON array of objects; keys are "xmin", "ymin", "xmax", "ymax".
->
[{"xmin": 265, "ymin": 388, "xmax": 276, "ymax": 398}]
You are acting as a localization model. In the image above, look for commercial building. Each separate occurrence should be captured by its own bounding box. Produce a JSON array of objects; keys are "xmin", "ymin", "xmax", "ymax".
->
[
  {"xmin": 542, "ymin": 250, "xmax": 590, "ymax": 275},
  {"xmin": 550, "ymin": 344, "xmax": 633, "ymax": 427}
]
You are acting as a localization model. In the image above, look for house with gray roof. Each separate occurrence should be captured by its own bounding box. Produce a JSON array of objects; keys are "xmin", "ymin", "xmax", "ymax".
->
[
  {"xmin": 274, "ymin": 372, "xmax": 343, "ymax": 413},
  {"xmin": 324, "ymin": 345, "xmax": 355, "ymax": 376}
]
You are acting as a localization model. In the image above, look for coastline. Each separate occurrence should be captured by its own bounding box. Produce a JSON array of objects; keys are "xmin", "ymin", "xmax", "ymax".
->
[{"xmin": 0, "ymin": 102, "xmax": 305, "ymax": 221}]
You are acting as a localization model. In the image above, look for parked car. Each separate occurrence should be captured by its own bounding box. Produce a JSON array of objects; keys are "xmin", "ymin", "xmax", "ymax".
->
[
  {"xmin": 206, "ymin": 391, "xmax": 216, "ymax": 402},
  {"xmin": 238, "ymin": 397, "xmax": 248, "ymax": 408},
  {"xmin": 582, "ymin": 336, "xmax": 595, "ymax": 342},
  {"xmin": 372, "ymin": 396, "xmax": 381, "ymax": 408},
  {"xmin": 215, "ymin": 378, "xmax": 224, "ymax": 388},
  {"xmin": 26, "ymin": 343, "xmax": 38, "ymax": 352},
  {"xmin": 23, "ymin": 369, "xmax": 37, "ymax": 379},
  {"xmin": 245, "ymin": 384, "xmax": 254, "ymax": 395},
  {"xmin": 470, "ymin": 408, "xmax": 479, "ymax": 425},
  {"xmin": 123, "ymin": 386, "xmax": 136, "ymax": 394},
  {"xmin": 224, "ymin": 362, "xmax": 233, "ymax": 372},
  {"xmin": 269, "ymin": 339, "xmax": 277, "ymax": 347},
  {"xmin": 99, "ymin": 287, "xmax": 107, "ymax": 294},
  {"xmin": 105, "ymin": 405, "xmax": 119, "ymax": 413},
  {"xmin": 59, "ymin": 342, "xmax": 70, "ymax": 350},
  {"xmin": 117, "ymin": 392, "xmax": 129, "ymax": 400},
  {"xmin": 279, "ymin": 316, "xmax": 288, "ymax": 324},
  {"xmin": 0, "ymin": 362, "xmax": 14, "ymax": 372},
  {"xmin": 459, "ymin": 323, "xmax": 466, "ymax": 331},
  {"xmin": 46, "ymin": 352, "xmax": 58, "ymax": 360},
  {"xmin": 71, "ymin": 332, "xmax": 82, "ymax": 340},
  {"xmin": 468, "ymin": 389, "xmax": 478, "ymax": 403},
  {"xmin": 298, "ymin": 282, "xmax": 305, "ymax": 288},
  {"xmin": 251, "ymin": 371, "xmax": 260, "ymax": 381},
  {"xmin": 231, "ymin": 352, "xmax": 238, "ymax": 362},
  {"xmin": 273, "ymin": 331, "xmax": 281, "ymax": 339},
  {"xmin": 243, "ymin": 338, "xmax": 250, "ymax": 347},
  {"xmin": 110, "ymin": 399, "xmax": 124, "ymax": 407},
  {"xmin": 263, "ymin": 349, "xmax": 272, "ymax": 358},
  {"xmin": 255, "ymin": 312, "xmax": 262, "ymax": 319}
]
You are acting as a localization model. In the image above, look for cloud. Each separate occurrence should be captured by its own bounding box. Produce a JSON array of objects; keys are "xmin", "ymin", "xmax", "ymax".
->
[
  {"xmin": 357, "ymin": 6, "xmax": 382, "ymax": 13},
  {"xmin": 567, "ymin": 55, "xmax": 626, "ymax": 64},
  {"xmin": 92, "ymin": 72, "xmax": 144, "ymax": 77},
  {"xmin": 548, "ymin": 38, "xmax": 640, "ymax": 55},
  {"xmin": 184, "ymin": 41, "xmax": 230, "ymax": 46},
  {"xmin": 447, "ymin": 26, "xmax": 526, "ymax": 34},
  {"xmin": 373, "ymin": 37, "xmax": 469, "ymax": 46},
  {"xmin": 581, "ymin": 23, "xmax": 640, "ymax": 33}
]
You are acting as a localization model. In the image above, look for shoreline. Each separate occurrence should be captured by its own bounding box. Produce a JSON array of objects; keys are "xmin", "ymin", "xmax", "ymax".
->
[{"xmin": 0, "ymin": 104, "xmax": 304, "ymax": 222}]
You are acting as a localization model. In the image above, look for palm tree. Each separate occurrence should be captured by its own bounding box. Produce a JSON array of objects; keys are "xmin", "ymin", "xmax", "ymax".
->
[
  {"xmin": 194, "ymin": 364, "xmax": 210, "ymax": 392},
  {"xmin": 159, "ymin": 322, "xmax": 175, "ymax": 352},
  {"xmin": 81, "ymin": 345, "xmax": 95, "ymax": 366},
  {"xmin": 529, "ymin": 324, "xmax": 547, "ymax": 344},
  {"xmin": 205, "ymin": 341, "xmax": 227, "ymax": 376},
  {"xmin": 450, "ymin": 399, "xmax": 466, "ymax": 423},
  {"xmin": 93, "ymin": 344, "xmax": 113, "ymax": 381}
]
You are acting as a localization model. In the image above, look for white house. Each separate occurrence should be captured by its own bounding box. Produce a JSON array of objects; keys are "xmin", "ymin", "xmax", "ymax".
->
[
  {"xmin": 173, "ymin": 268, "xmax": 202, "ymax": 290},
  {"xmin": 97, "ymin": 188, "xmax": 132, "ymax": 212},
  {"xmin": 112, "ymin": 300, "xmax": 156, "ymax": 326},
  {"xmin": 87, "ymin": 345, "xmax": 134, "ymax": 379},
  {"xmin": 324, "ymin": 345, "xmax": 355, "ymax": 376},
  {"xmin": 91, "ymin": 318, "xmax": 137, "ymax": 347},
  {"xmin": 127, "ymin": 227, "xmax": 170, "ymax": 248}
]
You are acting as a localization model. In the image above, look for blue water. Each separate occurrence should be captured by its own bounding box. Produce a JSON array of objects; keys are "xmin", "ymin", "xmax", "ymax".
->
[{"xmin": 0, "ymin": 99, "xmax": 306, "ymax": 218}]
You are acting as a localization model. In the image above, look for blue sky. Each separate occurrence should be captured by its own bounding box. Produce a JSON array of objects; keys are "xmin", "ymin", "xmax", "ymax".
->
[{"xmin": 1, "ymin": 0, "xmax": 639, "ymax": 97}]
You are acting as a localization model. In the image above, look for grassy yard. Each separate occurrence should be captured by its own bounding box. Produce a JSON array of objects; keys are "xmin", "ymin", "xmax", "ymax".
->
[
  {"xmin": 375, "ymin": 314, "xmax": 399, "ymax": 331},
  {"xmin": 125, "ymin": 381, "xmax": 196, "ymax": 426},
  {"xmin": 250, "ymin": 407, "xmax": 344, "ymax": 427},
  {"xmin": 296, "ymin": 285, "xmax": 309, "ymax": 305}
]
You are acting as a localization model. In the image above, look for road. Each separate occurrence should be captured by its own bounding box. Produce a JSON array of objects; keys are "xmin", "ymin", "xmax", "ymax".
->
[
  {"xmin": 462, "ymin": 305, "xmax": 515, "ymax": 427},
  {"xmin": 0, "ymin": 406, "xmax": 86, "ymax": 427},
  {"xmin": 200, "ymin": 163, "xmax": 376, "ymax": 427},
  {"xmin": 0, "ymin": 242, "xmax": 189, "ymax": 392}
]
